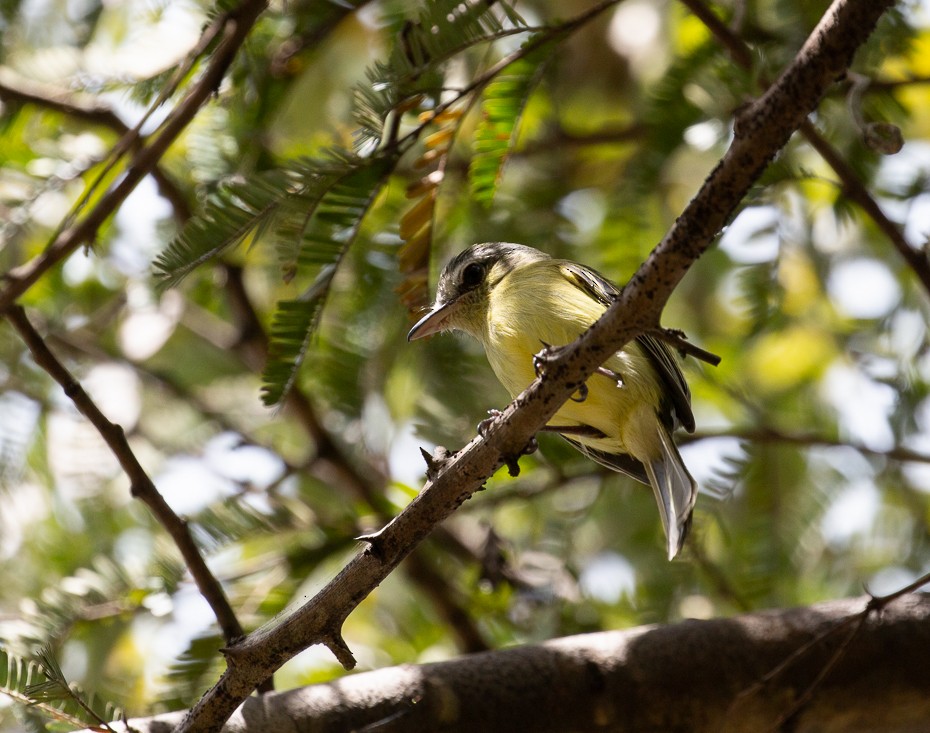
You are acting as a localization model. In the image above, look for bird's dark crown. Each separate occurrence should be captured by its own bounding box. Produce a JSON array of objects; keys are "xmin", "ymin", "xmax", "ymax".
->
[{"xmin": 436, "ymin": 242, "xmax": 549, "ymax": 304}]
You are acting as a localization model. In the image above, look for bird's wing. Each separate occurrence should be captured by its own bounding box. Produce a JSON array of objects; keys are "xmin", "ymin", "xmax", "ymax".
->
[
  {"xmin": 559, "ymin": 261, "xmax": 695, "ymax": 433},
  {"xmin": 561, "ymin": 436, "xmax": 650, "ymax": 485},
  {"xmin": 635, "ymin": 334, "xmax": 695, "ymax": 433}
]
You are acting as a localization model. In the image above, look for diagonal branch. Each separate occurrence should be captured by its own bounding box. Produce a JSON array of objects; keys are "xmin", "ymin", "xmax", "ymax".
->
[
  {"xmin": 172, "ymin": 1, "xmax": 895, "ymax": 731},
  {"xmin": 678, "ymin": 0, "xmax": 930, "ymax": 295},
  {"xmin": 0, "ymin": 0, "xmax": 268, "ymax": 312},
  {"xmin": 0, "ymin": 72, "xmax": 192, "ymax": 224},
  {"xmin": 5, "ymin": 306, "xmax": 245, "ymax": 645}
]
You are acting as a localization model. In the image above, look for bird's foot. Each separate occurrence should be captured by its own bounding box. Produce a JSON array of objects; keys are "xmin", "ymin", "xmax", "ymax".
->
[
  {"xmin": 478, "ymin": 409, "xmax": 537, "ymax": 477},
  {"xmin": 477, "ymin": 408, "xmax": 503, "ymax": 437},
  {"xmin": 535, "ymin": 341, "xmax": 590, "ymax": 402},
  {"xmin": 569, "ymin": 382, "xmax": 589, "ymax": 402},
  {"xmin": 504, "ymin": 436, "xmax": 537, "ymax": 477},
  {"xmin": 532, "ymin": 341, "xmax": 555, "ymax": 378},
  {"xmin": 596, "ymin": 366, "xmax": 624, "ymax": 388}
]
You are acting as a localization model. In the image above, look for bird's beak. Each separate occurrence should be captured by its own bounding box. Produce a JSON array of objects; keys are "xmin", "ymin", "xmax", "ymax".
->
[{"xmin": 407, "ymin": 300, "xmax": 457, "ymax": 341}]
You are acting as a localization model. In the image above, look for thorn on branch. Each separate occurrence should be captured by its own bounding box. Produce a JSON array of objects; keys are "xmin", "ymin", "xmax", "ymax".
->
[
  {"xmin": 356, "ymin": 528, "xmax": 388, "ymax": 562},
  {"xmin": 419, "ymin": 445, "xmax": 453, "ymax": 481},
  {"xmin": 475, "ymin": 408, "xmax": 539, "ymax": 477},
  {"xmin": 325, "ymin": 632, "xmax": 357, "ymax": 671},
  {"xmin": 503, "ymin": 435, "xmax": 538, "ymax": 477},
  {"xmin": 863, "ymin": 569, "xmax": 930, "ymax": 615}
]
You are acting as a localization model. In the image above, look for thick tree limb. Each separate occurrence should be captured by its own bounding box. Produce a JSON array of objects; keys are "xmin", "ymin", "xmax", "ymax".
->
[
  {"xmin": 104, "ymin": 595, "xmax": 930, "ymax": 733},
  {"xmin": 169, "ymin": 2, "xmax": 895, "ymax": 731}
]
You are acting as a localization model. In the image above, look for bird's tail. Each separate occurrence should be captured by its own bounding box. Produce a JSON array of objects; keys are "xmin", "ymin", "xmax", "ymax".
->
[{"xmin": 643, "ymin": 428, "xmax": 698, "ymax": 560}]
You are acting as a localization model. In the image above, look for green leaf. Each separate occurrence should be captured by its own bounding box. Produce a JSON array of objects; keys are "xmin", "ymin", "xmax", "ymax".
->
[
  {"xmin": 352, "ymin": 0, "xmax": 527, "ymax": 153},
  {"xmin": 469, "ymin": 47, "xmax": 548, "ymax": 206},
  {"xmin": 0, "ymin": 644, "xmax": 124, "ymax": 731},
  {"xmin": 261, "ymin": 159, "xmax": 392, "ymax": 406},
  {"xmin": 153, "ymin": 156, "xmax": 358, "ymax": 290},
  {"xmin": 152, "ymin": 168, "xmax": 297, "ymax": 289}
]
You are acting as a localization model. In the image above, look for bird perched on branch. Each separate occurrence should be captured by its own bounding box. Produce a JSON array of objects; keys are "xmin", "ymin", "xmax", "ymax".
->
[{"xmin": 408, "ymin": 242, "xmax": 715, "ymax": 560}]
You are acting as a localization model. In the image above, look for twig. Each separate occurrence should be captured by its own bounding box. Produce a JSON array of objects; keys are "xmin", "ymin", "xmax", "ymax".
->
[
  {"xmin": 0, "ymin": 0, "xmax": 268, "ymax": 311},
  {"xmin": 220, "ymin": 264, "xmax": 491, "ymax": 651},
  {"xmin": 676, "ymin": 0, "xmax": 753, "ymax": 68},
  {"xmin": 866, "ymin": 568, "xmax": 930, "ymax": 609},
  {"xmin": 647, "ymin": 328, "xmax": 722, "ymax": 366},
  {"xmin": 0, "ymin": 73, "xmax": 192, "ymax": 225},
  {"xmin": 687, "ymin": 541, "xmax": 752, "ymax": 612},
  {"xmin": 736, "ymin": 571, "xmax": 930, "ymax": 733},
  {"xmin": 798, "ymin": 118, "xmax": 930, "ymax": 293},
  {"xmin": 5, "ymin": 306, "xmax": 245, "ymax": 646},
  {"xmin": 678, "ymin": 0, "xmax": 930, "ymax": 297},
  {"xmin": 685, "ymin": 426, "xmax": 930, "ymax": 465}
]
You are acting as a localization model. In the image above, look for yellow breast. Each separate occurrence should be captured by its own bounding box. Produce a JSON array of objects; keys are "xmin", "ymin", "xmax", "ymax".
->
[{"xmin": 478, "ymin": 260, "xmax": 664, "ymax": 460}]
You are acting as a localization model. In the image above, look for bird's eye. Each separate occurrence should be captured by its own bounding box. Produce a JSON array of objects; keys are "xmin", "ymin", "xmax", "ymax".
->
[{"xmin": 461, "ymin": 262, "xmax": 485, "ymax": 289}]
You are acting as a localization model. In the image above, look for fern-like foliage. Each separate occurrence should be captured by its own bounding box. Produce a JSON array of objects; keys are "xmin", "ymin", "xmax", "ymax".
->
[
  {"xmin": 0, "ymin": 644, "xmax": 123, "ymax": 731},
  {"xmin": 261, "ymin": 157, "xmax": 394, "ymax": 406},
  {"xmin": 154, "ymin": 164, "xmax": 316, "ymax": 289},
  {"xmin": 0, "ymin": 645, "xmax": 42, "ymax": 711},
  {"xmin": 8, "ymin": 553, "xmax": 186, "ymax": 656},
  {"xmin": 737, "ymin": 261, "xmax": 783, "ymax": 335},
  {"xmin": 160, "ymin": 633, "xmax": 226, "ymax": 710},
  {"xmin": 352, "ymin": 0, "xmax": 527, "ymax": 153},
  {"xmin": 189, "ymin": 492, "xmax": 306, "ymax": 552},
  {"xmin": 155, "ymin": 0, "xmax": 532, "ymax": 405},
  {"xmin": 469, "ymin": 46, "xmax": 548, "ymax": 205}
]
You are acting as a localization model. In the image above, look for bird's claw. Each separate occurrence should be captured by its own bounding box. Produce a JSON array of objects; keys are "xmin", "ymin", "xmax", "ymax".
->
[
  {"xmin": 478, "ymin": 409, "xmax": 537, "ymax": 477},
  {"xmin": 532, "ymin": 341, "xmax": 554, "ymax": 378},
  {"xmin": 477, "ymin": 408, "xmax": 503, "ymax": 437},
  {"xmin": 570, "ymin": 382, "xmax": 589, "ymax": 402},
  {"xmin": 570, "ymin": 367, "xmax": 622, "ymax": 402},
  {"xmin": 596, "ymin": 366, "xmax": 624, "ymax": 388},
  {"xmin": 504, "ymin": 436, "xmax": 537, "ymax": 477}
]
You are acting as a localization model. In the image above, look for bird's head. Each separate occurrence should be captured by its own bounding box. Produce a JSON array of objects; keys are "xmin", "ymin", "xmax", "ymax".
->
[{"xmin": 407, "ymin": 242, "xmax": 548, "ymax": 341}]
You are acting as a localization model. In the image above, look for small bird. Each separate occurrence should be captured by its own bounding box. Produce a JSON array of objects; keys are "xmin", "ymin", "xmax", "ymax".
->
[{"xmin": 408, "ymin": 242, "xmax": 702, "ymax": 560}]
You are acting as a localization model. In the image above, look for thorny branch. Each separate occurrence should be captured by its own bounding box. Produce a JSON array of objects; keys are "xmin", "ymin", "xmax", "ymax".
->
[
  {"xmin": 3, "ymin": 0, "xmax": 487, "ymax": 660},
  {"xmin": 172, "ymin": 2, "xmax": 897, "ymax": 731}
]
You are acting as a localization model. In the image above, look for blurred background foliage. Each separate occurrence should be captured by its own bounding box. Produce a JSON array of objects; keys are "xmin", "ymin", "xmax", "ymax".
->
[{"xmin": 1, "ymin": 0, "xmax": 930, "ymax": 728}]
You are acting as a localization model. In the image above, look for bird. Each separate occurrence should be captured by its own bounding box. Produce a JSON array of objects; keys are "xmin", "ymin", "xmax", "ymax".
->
[{"xmin": 407, "ymin": 242, "xmax": 702, "ymax": 560}]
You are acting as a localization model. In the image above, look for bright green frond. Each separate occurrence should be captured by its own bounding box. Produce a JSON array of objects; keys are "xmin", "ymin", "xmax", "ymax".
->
[
  {"xmin": 470, "ymin": 47, "xmax": 548, "ymax": 206},
  {"xmin": 262, "ymin": 159, "xmax": 390, "ymax": 406},
  {"xmin": 352, "ymin": 0, "xmax": 527, "ymax": 153},
  {"xmin": 153, "ymin": 169, "xmax": 298, "ymax": 290}
]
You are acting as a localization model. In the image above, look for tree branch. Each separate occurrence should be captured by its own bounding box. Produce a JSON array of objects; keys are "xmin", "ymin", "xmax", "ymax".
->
[
  {"xmin": 103, "ymin": 595, "xmax": 930, "ymax": 733},
  {"xmin": 4, "ymin": 306, "xmax": 245, "ymax": 645},
  {"xmin": 679, "ymin": 0, "xmax": 930, "ymax": 295},
  {"xmin": 0, "ymin": 0, "xmax": 268, "ymax": 311},
  {"xmin": 0, "ymin": 71, "xmax": 192, "ymax": 224},
  {"xmin": 170, "ymin": 2, "xmax": 895, "ymax": 731},
  {"xmin": 686, "ymin": 426, "xmax": 930, "ymax": 464}
]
